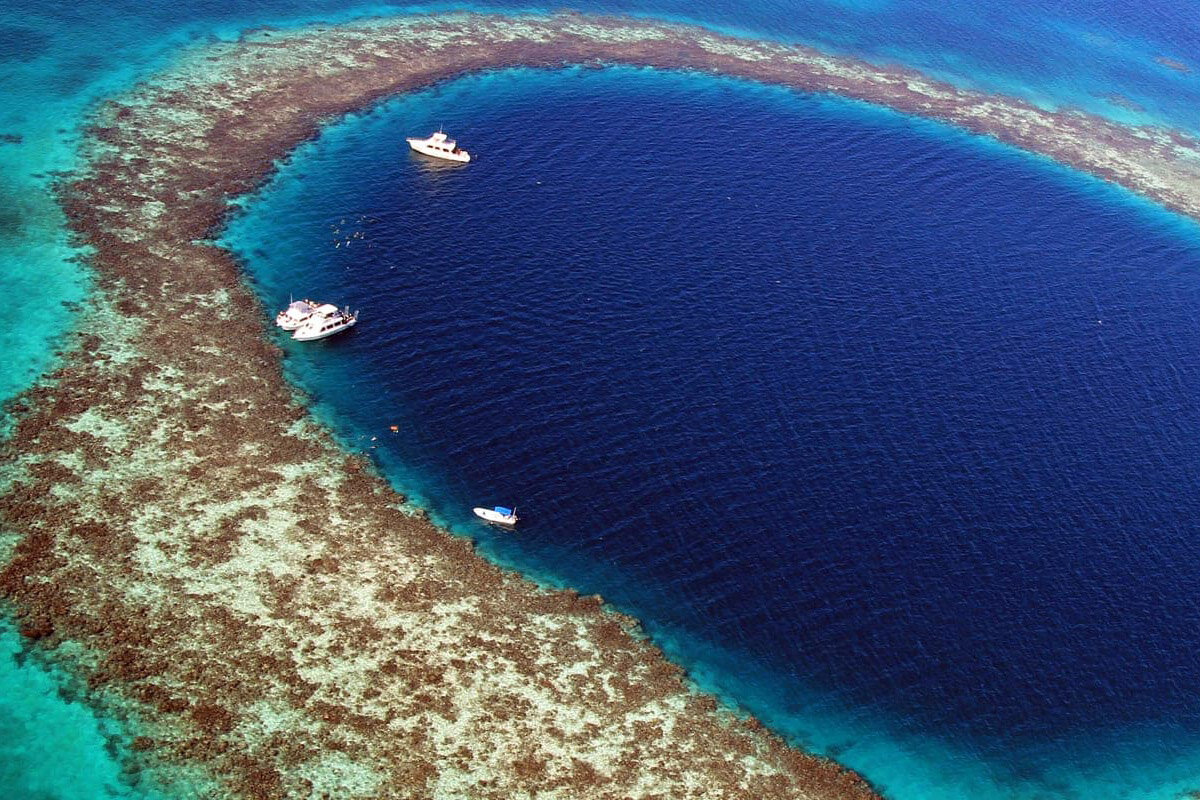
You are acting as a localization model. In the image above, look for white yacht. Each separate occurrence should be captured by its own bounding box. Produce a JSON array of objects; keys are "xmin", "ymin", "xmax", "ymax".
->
[
  {"xmin": 473, "ymin": 505, "xmax": 518, "ymax": 527},
  {"xmin": 275, "ymin": 298, "xmax": 319, "ymax": 331},
  {"xmin": 406, "ymin": 130, "xmax": 471, "ymax": 163},
  {"xmin": 292, "ymin": 304, "xmax": 358, "ymax": 341}
]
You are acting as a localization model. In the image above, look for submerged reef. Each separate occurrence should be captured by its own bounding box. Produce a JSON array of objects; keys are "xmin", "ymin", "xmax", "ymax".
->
[{"xmin": 5, "ymin": 10, "xmax": 1200, "ymax": 799}]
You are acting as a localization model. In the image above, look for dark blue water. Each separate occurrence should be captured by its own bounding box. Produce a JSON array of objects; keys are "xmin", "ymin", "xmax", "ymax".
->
[{"xmin": 223, "ymin": 67, "xmax": 1200, "ymax": 798}]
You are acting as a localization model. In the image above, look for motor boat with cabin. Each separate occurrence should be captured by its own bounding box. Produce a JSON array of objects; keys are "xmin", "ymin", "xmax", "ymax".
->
[
  {"xmin": 275, "ymin": 298, "xmax": 320, "ymax": 331},
  {"xmin": 473, "ymin": 505, "xmax": 518, "ymax": 527},
  {"xmin": 406, "ymin": 130, "xmax": 471, "ymax": 163},
  {"xmin": 292, "ymin": 303, "xmax": 359, "ymax": 341}
]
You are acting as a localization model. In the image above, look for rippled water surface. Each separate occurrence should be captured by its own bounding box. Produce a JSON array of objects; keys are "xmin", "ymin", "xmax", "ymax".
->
[{"xmin": 223, "ymin": 68, "xmax": 1200, "ymax": 799}]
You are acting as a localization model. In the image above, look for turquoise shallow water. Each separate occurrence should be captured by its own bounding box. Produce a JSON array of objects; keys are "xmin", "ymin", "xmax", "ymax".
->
[
  {"xmin": 0, "ymin": 619, "xmax": 168, "ymax": 800},
  {"xmin": 5, "ymin": 0, "xmax": 1200, "ymax": 797}
]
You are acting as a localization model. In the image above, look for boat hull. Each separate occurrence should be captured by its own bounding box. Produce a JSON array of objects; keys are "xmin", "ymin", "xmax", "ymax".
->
[
  {"xmin": 473, "ymin": 507, "xmax": 518, "ymax": 526},
  {"xmin": 407, "ymin": 139, "xmax": 470, "ymax": 163},
  {"xmin": 292, "ymin": 317, "xmax": 357, "ymax": 341},
  {"xmin": 275, "ymin": 315, "xmax": 309, "ymax": 331}
]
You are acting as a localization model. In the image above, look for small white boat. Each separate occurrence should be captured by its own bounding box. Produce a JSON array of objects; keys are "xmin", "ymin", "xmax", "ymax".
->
[
  {"xmin": 292, "ymin": 303, "xmax": 358, "ymax": 341},
  {"xmin": 473, "ymin": 505, "xmax": 518, "ymax": 527},
  {"xmin": 275, "ymin": 298, "xmax": 319, "ymax": 331},
  {"xmin": 406, "ymin": 130, "xmax": 471, "ymax": 163}
]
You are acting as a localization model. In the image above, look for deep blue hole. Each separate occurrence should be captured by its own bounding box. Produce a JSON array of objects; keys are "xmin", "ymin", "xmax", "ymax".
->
[{"xmin": 224, "ymin": 67, "xmax": 1200, "ymax": 793}]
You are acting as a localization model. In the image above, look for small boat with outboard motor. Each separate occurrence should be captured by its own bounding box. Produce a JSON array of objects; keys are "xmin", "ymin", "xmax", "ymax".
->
[{"xmin": 473, "ymin": 505, "xmax": 518, "ymax": 527}]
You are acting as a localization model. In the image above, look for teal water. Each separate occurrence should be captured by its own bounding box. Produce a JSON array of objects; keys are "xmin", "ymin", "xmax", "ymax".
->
[
  {"xmin": 5, "ymin": 0, "xmax": 1200, "ymax": 797},
  {"xmin": 0, "ymin": 619, "xmax": 169, "ymax": 800}
]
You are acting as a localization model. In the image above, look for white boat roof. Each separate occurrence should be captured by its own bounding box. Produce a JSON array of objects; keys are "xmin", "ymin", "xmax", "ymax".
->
[
  {"xmin": 287, "ymin": 300, "xmax": 313, "ymax": 312},
  {"xmin": 412, "ymin": 131, "xmax": 458, "ymax": 146},
  {"xmin": 313, "ymin": 303, "xmax": 339, "ymax": 314}
]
